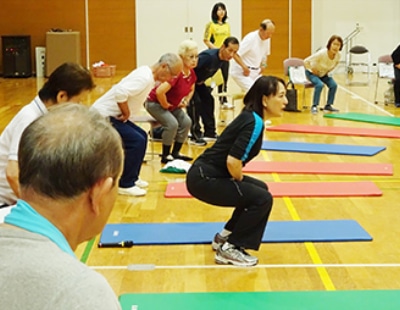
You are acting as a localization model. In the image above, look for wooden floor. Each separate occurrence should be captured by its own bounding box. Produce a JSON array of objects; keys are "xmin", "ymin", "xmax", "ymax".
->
[{"xmin": 2, "ymin": 70, "xmax": 400, "ymax": 295}]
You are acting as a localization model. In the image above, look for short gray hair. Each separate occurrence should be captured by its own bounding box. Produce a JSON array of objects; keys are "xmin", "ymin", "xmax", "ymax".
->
[
  {"xmin": 158, "ymin": 53, "xmax": 182, "ymax": 68},
  {"xmin": 19, "ymin": 103, "xmax": 123, "ymax": 199}
]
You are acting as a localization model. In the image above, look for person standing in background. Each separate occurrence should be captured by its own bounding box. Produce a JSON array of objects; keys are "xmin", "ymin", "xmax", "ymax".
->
[
  {"xmin": 304, "ymin": 35, "xmax": 343, "ymax": 114},
  {"xmin": 230, "ymin": 19, "xmax": 275, "ymax": 92},
  {"xmin": 391, "ymin": 44, "xmax": 400, "ymax": 107},
  {"xmin": 203, "ymin": 2, "xmax": 232, "ymax": 108}
]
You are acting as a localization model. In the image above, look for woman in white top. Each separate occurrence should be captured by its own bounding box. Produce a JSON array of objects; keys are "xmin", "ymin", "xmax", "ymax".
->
[{"xmin": 304, "ymin": 35, "xmax": 343, "ymax": 114}]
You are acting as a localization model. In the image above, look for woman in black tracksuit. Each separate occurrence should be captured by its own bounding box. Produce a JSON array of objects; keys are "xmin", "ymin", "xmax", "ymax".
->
[
  {"xmin": 186, "ymin": 76, "xmax": 287, "ymax": 267},
  {"xmin": 392, "ymin": 44, "xmax": 400, "ymax": 107}
]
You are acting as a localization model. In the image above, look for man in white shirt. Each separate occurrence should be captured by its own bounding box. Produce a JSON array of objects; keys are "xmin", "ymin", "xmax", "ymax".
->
[
  {"xmin": 91, "ymin": 53, "xmax": 182, "ymax": 197},
  {"xmin": 230, "ymin": 19, "xmax": 275, "ymax": 92},
  {"xmin": 0, "ymin": 63, "xmax": 94, "ymax": 212}
]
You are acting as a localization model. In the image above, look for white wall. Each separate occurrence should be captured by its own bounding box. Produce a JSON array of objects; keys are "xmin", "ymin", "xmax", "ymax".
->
[{"xmin": 312, "ymin": 0, "xmax": 400, "ymax": 63}]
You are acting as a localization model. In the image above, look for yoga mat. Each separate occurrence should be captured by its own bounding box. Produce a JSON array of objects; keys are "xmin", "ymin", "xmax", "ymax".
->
[
  {"xmin": 267, "ymin": 123, "xmax": 400, "ymax": 138},
  {"xmin": 119, "ymin": 290, "xmax": 400, "ymax": 310},
  {"xmin": 165, "ymin": 181, "xmax": 382, "ymax": 198},
  {"xmin": 242, "ymin": 161, "xmax": 393, "ymax": 175},
  {"xmin": 100, "ymin": 220, "xmax": 372, "ymax": 245},
  {"xmin": 261, "ymin": 141, "xmax": 385, "ymax": 156},
  {"xmin": 324, "ymin": 112, "xmax": 400, "ymax": 127}
]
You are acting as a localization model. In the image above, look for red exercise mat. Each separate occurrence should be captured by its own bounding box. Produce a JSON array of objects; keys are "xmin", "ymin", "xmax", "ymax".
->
[
  {"xmin": 165, "ymin": 181, "xmax": 382, "ymax": 198},
  {"xmin": 267, "ymin": 124, "xmax": 400, "ymax": 138},
  {"xmin": 242, "ymin": 161, "xmax": 393, "ymax": 175}
]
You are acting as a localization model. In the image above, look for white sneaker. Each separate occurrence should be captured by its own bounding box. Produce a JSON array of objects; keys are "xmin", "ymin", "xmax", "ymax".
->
[
  {"xmin": 135, "ymin": 179, "xmax": 148, "ymax": 188},
  {"xmin": 118, "ymin": 186, "xmax": 147, "ymax": 197},
  {"xmin": 221, "ymin": 102, "xmax": 234, "ymax": 110}
]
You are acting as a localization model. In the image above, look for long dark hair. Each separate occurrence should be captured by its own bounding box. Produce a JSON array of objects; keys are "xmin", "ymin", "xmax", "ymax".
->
[
  {"xmin": 211, "ymin": 2, "xmax": 227, "ymax": 23},
  {"xmin": 243, "ymin": 76, "xmax": 286, "ymax": 118}
]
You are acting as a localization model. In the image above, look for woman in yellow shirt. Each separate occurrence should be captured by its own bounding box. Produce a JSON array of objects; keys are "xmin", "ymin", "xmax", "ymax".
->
[{"xmin": 204, "ymin": 2, "xmax": 231, "ymax": 107}]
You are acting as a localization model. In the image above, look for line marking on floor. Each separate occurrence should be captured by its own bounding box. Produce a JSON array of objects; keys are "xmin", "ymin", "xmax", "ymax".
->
[
  {"xmin": 91, "ymin": 263, "xmax": 400, "ymax": 271},
  {"xmin": 262, "ymin": 152, "xmax": 336, "ymax": 290}
]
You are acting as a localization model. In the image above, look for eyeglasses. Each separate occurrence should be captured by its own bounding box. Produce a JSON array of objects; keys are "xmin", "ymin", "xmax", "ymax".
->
[{"xmin": 185, "ymin": 54, "xmax": 198, "ymax": 60}]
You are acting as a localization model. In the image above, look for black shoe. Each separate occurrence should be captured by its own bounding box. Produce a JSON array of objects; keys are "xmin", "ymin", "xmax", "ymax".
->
[
  {"xmin": 323, "ymin": 105, "xmax": 339, "ymax": 112},
  {"xmin": 172, "ymin": 154, "xmax": 193, "ymax": 161},
  {"xmin": 395, "ymin": 102, "xmax": 400, "ymax": 108}
]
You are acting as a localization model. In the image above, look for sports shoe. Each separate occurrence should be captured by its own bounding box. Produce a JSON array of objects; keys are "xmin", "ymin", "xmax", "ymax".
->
[
  {"xmin": 118, "ymin": 186, "xmax": 147, "ymax": 197},
  {"xmin": 189, "ymin": 138, "xmax": 207, "ymax": 146},
  {"xmin": 161, "ymin": 154, "xmax": 174, "ymax": 164},
  {"xmin": 172, "ymin": 154, "xmax": 193, "ymax": 161},
  {"xmin": 203, "ymin": 134, "xmax": 219, "ymax": 142},
  {"xmin": 215, "ymin": 243, "xmax": 258, "ymax": 267},
  {"xmin": 211, "ymin": 233, "xmax": 228, "ymax": 251},
  {"xmin": 221, "ymin": 102, "xmax": 234, "ymax": 110},
  {"xmin": 135, "ymin": 179, "xmax": 148, "ymax": 188},
  {"xmin": 323, "ymin": 105, "xmax": 339, "ymax": 112},
  {"xmin": 311, "ymin": 106, "xmax": 318, "ymax": 114}
]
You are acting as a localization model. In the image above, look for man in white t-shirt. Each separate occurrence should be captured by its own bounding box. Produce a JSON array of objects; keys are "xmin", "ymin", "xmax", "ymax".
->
[
  {"xmin": 91, "ymin": 53, "xmax": 183, "ymax": 197},
  {"xmin": 0, "ymin": 63, "xmax": 94, "ymax": 213},
  {"xmin": 230, "ymin": 19, "xmax": 275, "ymax": 92}
]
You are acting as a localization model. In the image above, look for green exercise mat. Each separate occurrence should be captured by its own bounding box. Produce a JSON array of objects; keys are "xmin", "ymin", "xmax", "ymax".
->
[
  {"xmin": 324, "ymin": 112, "xmax": 400, "ymax": 127},
  {"xmin": 119, "ymin": 290, "xmax": 400, "ymax": 310}
]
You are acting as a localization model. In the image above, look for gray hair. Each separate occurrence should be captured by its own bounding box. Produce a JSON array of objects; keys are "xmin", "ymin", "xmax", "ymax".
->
[
  {"xmin": 158, "ymin": 52, "xmax": 182, "ymax": 68},
  {"xmin": 178, "ymin": 40, "xmax": 198, "ymax": 56},
  {"xmin": 18, "ymin": 103, "xmax": 123, "ymax": 199}
]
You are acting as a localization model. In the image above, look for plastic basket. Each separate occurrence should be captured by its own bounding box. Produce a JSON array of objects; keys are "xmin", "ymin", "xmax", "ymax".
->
[{"xmin": 92, "ymin": 65, "xmax": 116, "ymax": 77}]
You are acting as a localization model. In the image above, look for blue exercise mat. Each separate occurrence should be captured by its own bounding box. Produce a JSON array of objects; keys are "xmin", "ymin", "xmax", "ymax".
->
[
  {"xmin": 261, "ymin": 141, "xmax": 385, "ymax": 156},
  {"xmin": 99, "ymin": 220, "xmax": 372, "ymax": 245}
]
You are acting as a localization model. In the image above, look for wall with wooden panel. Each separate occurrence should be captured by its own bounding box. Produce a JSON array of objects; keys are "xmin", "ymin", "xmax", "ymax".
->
[
  {"xmin": 0, "ymin": 0, "xmax": 311, "ymax": 74},
  {"xmin": 0, "ymin": 0, "xmax": 86, "ymax": 73}
]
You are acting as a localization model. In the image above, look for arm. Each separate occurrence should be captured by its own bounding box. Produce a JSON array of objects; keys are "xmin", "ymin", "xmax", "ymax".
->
[
  {"xmin": 6, "ymin": 160, "xmax": 19, "ymax": 198},
  {"xmin": 226, "ymin": 155, "xmax": 243, "ymax": 181},
  {"xmin": 177, "ymin": 84, "xmax": 195, "ymax": 109},
  {"xmin": 116, "ymin": 101, "xmax": 130, "ymax": 122},
  {"xmin": 203, "ymin": 22, "xmax": 216, "ymax": 49},
  {"xmin": 233, "ymin": 53, "xmax": 250, "ymax": 76},
  {"xmin": 155, "ymin": 82, "xmax": 173, "ymax": 109}
]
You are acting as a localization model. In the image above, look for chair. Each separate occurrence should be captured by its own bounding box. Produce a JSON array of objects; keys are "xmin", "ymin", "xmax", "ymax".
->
[
  {"xmin": 345, "ymin": 45, "xmax": 371, "ymax": 85},
  {"xmin": 374, "ymin": 54, "xmax": 395, "ymax": 105},
  {"xmin": 206, "ymin": 69, "xmax": 244, "ymax": 126},
  {"xmin": 131, "ymin": 114, "xmax": 160, "ymax": 160},
  {"xmin": 283, "ymin": 57, "xmax": 314, "ymax": 109}
]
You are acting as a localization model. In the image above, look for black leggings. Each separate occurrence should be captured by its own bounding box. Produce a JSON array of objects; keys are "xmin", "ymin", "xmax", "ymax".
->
[{"xmin": 186, "ymin": 161, "xmax": 273, "ymax": 250}]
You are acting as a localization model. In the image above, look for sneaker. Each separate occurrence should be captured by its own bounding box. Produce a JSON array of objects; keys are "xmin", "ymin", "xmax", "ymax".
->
[
  {"xmin": 264, "ymin": 119, "xmax": 272, "ymax": 126},
  {"xmin": 221, "ymin": 102, "xmax": 234, "ymax": 110},
  {"xmin": 311, "ymin": 106, "xmax": 318, "ymax": 114},
  {"xmin": 211, "ymin": 233, "xmax": 228, "ymax": 251},
  {"xmin": 215, "ymin": 243, "xmax": 258, "ymax": 267},
  {"xmin": 323, "ymin": 105, "xmax": 339, "ymax": 112},
  {"xmin": 118, "ymin": 186, "xmax": 147, "ymax": 197},
  {"xmin": 203, "ymin": 134, "xmax": 219, "ymax": 142},
  {"xmin": 135, "ymin": 179, "xmax": 148, "ymax": 188},
  {"xmin": 189, "ymin": 138, "xmax": 207, "ymax": 146},
  {"xmin": 172, "ymin": 154, "xmax": 193, "ymax": 161},
  {"xmin": 161, "ymin": 154, "xmax": 174, "ymax": 164}
]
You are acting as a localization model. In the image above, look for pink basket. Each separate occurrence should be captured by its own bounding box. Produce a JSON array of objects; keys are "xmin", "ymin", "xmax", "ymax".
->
[{"xmin": 92, "ymin": 65, "xmax": 116, "ymax": 77}]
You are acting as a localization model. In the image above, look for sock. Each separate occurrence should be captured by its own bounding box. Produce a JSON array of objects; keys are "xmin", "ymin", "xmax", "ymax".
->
[
  {"xmin": 220, "ymin": 229, "xmax": 231, "ymax": 237},
  {"xmin": 171, "ymin": 142, "xmax": 183, "ymax": 156}
]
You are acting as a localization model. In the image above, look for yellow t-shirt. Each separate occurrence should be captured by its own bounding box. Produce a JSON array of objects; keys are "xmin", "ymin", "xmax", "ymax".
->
[{"xmin": 203, "ymin": 22, "xmax": 231, "ymax": 48}]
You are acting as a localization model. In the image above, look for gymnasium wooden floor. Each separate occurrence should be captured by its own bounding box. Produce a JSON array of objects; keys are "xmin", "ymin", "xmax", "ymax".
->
[{"xmin": 1, "ymin": 70, "xmax": 400, "ymax": 296}]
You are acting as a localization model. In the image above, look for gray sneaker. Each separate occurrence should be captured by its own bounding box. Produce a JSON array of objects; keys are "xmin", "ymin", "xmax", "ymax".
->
[
  {"xmin": 211, "ymin": 233, "xmax": 228, "ymax": 251},
  {"xmin": 215, "ymin": 243, "xmax": 258, "ymax": 267}
]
